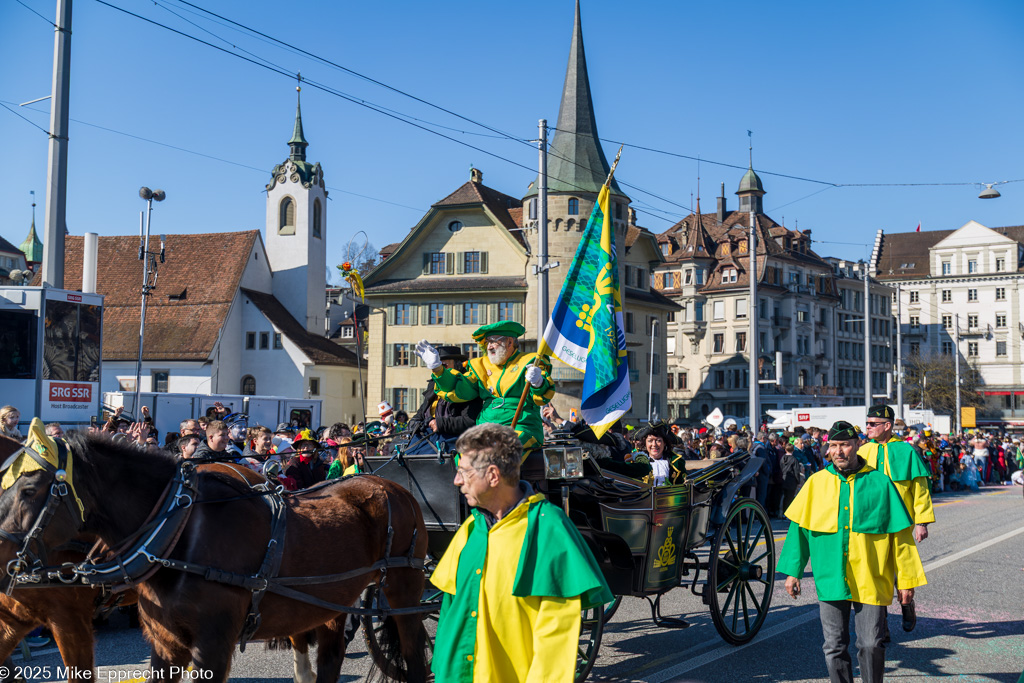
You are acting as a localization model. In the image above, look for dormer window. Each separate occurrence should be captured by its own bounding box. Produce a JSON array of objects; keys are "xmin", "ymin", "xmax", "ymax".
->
[{"xmin": 568, "ymin": 198, "xmax": 580, "ymax": 216}]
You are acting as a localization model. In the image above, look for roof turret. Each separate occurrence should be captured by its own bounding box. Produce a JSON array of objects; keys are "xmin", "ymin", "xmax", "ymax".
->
[
  {"xmin": 288, "ymin": 86, "xmax": 308, "ymax": 162},
  {"xmin": 20, "ymin": 198, "xmax": 42, "ymax": 263}
]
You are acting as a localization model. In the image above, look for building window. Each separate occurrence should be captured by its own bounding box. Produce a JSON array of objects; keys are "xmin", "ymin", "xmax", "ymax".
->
[
  {"xmin": 273, "ymin": 332, "xmax": 283, "ymax": 349},
  {"xmin": 625, "ymin": 312, "xmax": 635, "ymax": 333},
  {"xmin": 246, "ymin": 332, "xmax": 255, "ymax": 350},
  {"xmin": 615, "ymin": 202, "xmax": 623, "ymax": 220},
  {"xmin": 736, "ymin": 332, "xmax": 747, "ymax": 352},
  {"xmin": 942, "ymin": 315, "xmax": 952, "ymax": 329},
  {"xmin": 666, "ymin": 310, "xmax": 675, "ymax": 323},
  {"xmin": 429, "ymin": 304, "xmax": 444, "ymax": 325},
  {"xmin": 464, "ymin": 251, "xmax": 481, "ymax": 273},
  {"xmin": 428, "ymin": 252, "xmax": 446, "ymax": 275},
  {"xmin": 713, "ymin": 301, "xmax": 725, "ymax": 321},
  {"xmin": 910, "ymin": 342, "xmax": 920, "ymax": 355},
  {"xmin": 909, "ymin": 291, "xmax": 919, "ymax": 303},
  {"xmin": 152, "ymin": 371, "xmax": 169, "ymax": 393},
  {"xmin": 497, "ymin": 302, "xmax": 515, "ymax": 321},
  {"xmin": 968, "ymin": 259, "xmax": 977, "ymax": 274},
  {"xmin": 968, "ymin": 314, "xmax": 978, "ymax": 329},
  {"xmin": 942, "ymin": 341, "xmax": 953, "ymax": 356},
  {"xmin": 568, "ymin": 198, "xmax": 579, "ymax": 215},
  {"xmin": 448, "ymin": 220, "xmax": 463, "ymax": 233},
  {"xmin": 241, "ymin": 375, "xmax": 256, "ymax": 395},
  {"xmin": 968, "ymin": 289, "xmax": 978, "ymax": 302},
  {"xmin": 722, "ymin": 268, "xmax": 738, "ymax": 284},
  {"xmin": 941, "ymin": 261, "xmax": 950, "ymax": 275},
  {"xmin": 341, "ymin": 326, "xmax": 354, "ymax": 339},
  {"xmin": 694, "ymin": 301, "xmax": 704, "ymax": 321},
  {"xmin": 713, "ymin": 334, "xmax": 724, "ymax": 353},
  {"xmin": 995, "ymin": 257, "xmax": 1005, "ymax": 272},
  {"xmin": 941, "ymin": 290, "xmax": 951, "ymax": 303},
  {"xmin": 684, "ymin": 270, "xmax": 693, "ymax": 285},
  {"xmin": 393, "ymin": 343, "xmax": 412, "ymax": 366},
  {"xmin": 279, "ymin": 197, "xmax": 295, "ymax": 234},
  {"xmin": 996, "ymin": 314, "xmax": 1007, "ymax": 328},
  {"xmin": 967, "ymin": 341, "xmax": 978, "ymax": 357},
  {"xmin": 312, "ymin": 199, "xmax": 322, "ymax": 239},
  {"xmin": 395, "ymin": 303, "xmax": 410, "ymax": 325},
  {"xmin": 910, "ymin": 316, "xmax": 920, "ymax": 329},
  {"xmin": 796, "ymin": 310, "xmax": 809, "ymax": 323},
  {"xmin": 736, "ymin": 298, "xmax": 748, "ymax": 319},
  {"xmin": 996, "ymin": 341, "xmax": 1007, "ymax": 356},
  {"xmin": 463, "ymin": 303, "xmax": 480, "ymax": 325},
  {"xmin": 996, "ymin": 287, "xmax": 1006, "ymax": 301},
  {"xmin": 393, "ymin": 388, "xmax": 409, "ymax": 413},
  {"xmin": 260, "ymin": 332, "xmax": 269, "ymax": 349},
  {"xmin": 680, "ymin": 372, "xmax": 687, "ymax": 390},
  {"xmin": 309, "ymin": 377, "xmax": 320, "ymax": 396},
  {"xmin": 461, "ymin": 343, "xmax": 477, "ymax": 359}
]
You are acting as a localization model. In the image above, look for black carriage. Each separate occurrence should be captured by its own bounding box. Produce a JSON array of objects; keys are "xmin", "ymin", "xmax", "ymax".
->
[{"xmin": 362, "ymin": 429, "xmax": 776, "ymax": 681}]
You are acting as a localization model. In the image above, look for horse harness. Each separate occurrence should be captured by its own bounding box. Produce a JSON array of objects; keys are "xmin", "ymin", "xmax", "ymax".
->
[{"xmin": 1, "ymin": 448, "xmax": 429, "ymax": 649}]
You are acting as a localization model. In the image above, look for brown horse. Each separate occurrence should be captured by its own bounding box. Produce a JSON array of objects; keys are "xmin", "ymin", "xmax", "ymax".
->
[
  {"xmin": 0, "ymin": 431, "xmax": 429, "ymax": 683},
  {"xmin": 0, "ymin": 437, "xmax": 316, "ymax": 683}
]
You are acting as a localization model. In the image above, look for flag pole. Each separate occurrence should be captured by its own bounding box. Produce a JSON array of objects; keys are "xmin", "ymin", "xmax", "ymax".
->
[{"xmin": 510, "ymin": 147, "xmax": 624, "ymax": 431}]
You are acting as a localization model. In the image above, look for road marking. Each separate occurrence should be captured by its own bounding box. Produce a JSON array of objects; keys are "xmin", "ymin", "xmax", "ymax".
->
[
  {"xmin": 934, "ymin": 489, "xmax": 1011, "ymax": 507},
  {"xmin": 643, "ymin": 522, "xmax": 1024, "ymax": 683}
]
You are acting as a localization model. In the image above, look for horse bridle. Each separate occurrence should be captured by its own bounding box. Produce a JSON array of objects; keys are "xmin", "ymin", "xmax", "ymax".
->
[{"xmin": 0, "ymin": 440, "xmax": 84, "ymax": 593}]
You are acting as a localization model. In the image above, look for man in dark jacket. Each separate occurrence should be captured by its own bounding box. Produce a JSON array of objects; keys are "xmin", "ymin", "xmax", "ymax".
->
[
  {"xmin": 285, "ymin": 429, "xmax": 327, "ymax": 489},
  {"xmin": 406, "ymin": 346, "xmax": 482, "ymax": 454}
]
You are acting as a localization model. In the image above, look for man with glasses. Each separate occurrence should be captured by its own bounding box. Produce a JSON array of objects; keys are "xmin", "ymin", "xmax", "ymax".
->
[
  {"xmin": 431, "ymin": 424, "xmax": 611, "ymax": 682},
  {"xmin": 415, "ymin": 321, "xmax": 555, "ymax": 452},
  {"xmin": 858, "ymin": 405, "xmax": 935, "ymax": 543}
]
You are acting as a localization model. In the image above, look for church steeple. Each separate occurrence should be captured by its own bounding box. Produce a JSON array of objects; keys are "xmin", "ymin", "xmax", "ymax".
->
[
  {"xmin": 288, "ymin": 85, "xmax": 308, "ymax": 162},
  {"xmin": 20, "ymin": 193, "xmax": 43, "ymax": 264},
  {"xmin": 529, "ymin": 0, "xmax": 620, "ymax": 197}
]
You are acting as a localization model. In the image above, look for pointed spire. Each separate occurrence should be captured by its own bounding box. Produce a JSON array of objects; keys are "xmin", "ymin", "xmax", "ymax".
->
[
  {"xmin": 288, "ymin": 81, "xmax": 309, "ymax": 162},
  {"xmin": 529, "ymin": 0, "xmax": 620, "ymax": 197},
  {"xmin": 681, "ymin": 193, "xmax": 716, "ymax": 260},
  {"xmin": 20, "ymin": 192, "xmax": 43, "ymax": 263}
]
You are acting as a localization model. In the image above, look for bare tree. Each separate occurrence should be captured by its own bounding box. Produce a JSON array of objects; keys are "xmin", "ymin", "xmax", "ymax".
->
[
  {"xmin": 335, "ymin": 241, "xmax": 379, "ymax": 285},
  {"xmin": 903, "ymin": 351, "xmax": 986, "ymax": 415}
]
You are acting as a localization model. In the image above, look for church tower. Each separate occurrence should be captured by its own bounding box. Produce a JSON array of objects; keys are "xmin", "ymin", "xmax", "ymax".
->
[
  {"xmin": 523, "ymin": 0, "xmax": 631, "ymax": 342},
  {"xmin": 265, "ymin": 87, "xmax": 328, "ymax": 334}
]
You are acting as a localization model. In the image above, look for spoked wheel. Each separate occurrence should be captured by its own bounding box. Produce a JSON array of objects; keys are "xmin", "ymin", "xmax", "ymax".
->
[
  {"xmin": 576, "ymin": 603, "xmax": 604, "ymax": 682},
  {"xmin": 602, "ymin": 595, "xmax": 622, "ymax": 624},
  {"xmin": 707, "ymin": 498, "xmax": 775, "ymax": 645},
  {"xmin": 362, "ymin": 576, "xmax": 440, "ymax": 681}
]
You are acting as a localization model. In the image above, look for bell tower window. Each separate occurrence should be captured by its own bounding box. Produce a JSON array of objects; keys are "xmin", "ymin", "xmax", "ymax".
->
[
  {"xmin": 312, "ymin": 199, "xmax": 322, "ymax": 239},
  {"xmin": 568, "ymin": 198, "xmax": 580, "ymax": 215},
  {"xmin": 279, "ymin": 196, "xmax": 296, "ymax": 235}
]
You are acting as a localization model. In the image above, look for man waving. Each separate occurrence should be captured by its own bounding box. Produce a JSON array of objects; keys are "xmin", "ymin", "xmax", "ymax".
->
[{"xmin": 415, "ymin": 321, "xmax": 555, "ymax": 451}]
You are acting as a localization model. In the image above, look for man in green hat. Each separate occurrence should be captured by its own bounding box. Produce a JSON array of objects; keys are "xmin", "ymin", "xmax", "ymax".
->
[
  {"xmin": 415, "ymin": 321, "xmax": 555, "ymax": 451},
  {"xmin": 858, "ymin": 404, "xmax": 934, "ymax": 543}
]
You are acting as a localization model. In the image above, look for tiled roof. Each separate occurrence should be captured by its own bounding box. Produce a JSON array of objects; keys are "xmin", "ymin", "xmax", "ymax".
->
[
  {"xmin": 241, "ymin": 289, "xmax": 358, "ymax": 367},
  {"xmin": 434, "ymin": 180, "xmax": 525, "ymax": 247},
  {"xmin": 874, "ymin": 226, "xmax": 1024, "ymax": 280},
  {"xmin": 0, "ymin": 234, "xmax": 22, "ymax": 255},
  {"xmin": 379, "ymin": 242, "xmax": 401, "ymax": 259},
  {"xmin": 36, "ymin": 232, "xmax": 260, "ymax": 361},
  {"xmin": 364, "ymin": 276, "xmax": 528, "ymax": 294}
]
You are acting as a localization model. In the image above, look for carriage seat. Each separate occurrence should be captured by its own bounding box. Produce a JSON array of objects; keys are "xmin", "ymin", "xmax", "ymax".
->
[{"xmin": 683, "ymin": 457, "xmax": 729, "ymax": 472}]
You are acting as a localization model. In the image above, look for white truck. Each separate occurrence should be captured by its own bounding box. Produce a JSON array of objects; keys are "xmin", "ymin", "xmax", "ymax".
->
[
  {"xmin": 767, "ymin": 405, "xmax": 951, "ymax": 434},
  {"xmin": 102, "ymin": 391, "xmax": 323, "ymax": 439}
]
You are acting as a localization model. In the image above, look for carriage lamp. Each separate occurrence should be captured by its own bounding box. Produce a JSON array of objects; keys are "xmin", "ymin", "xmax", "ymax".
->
[{"xmin": 544, "ymin": 446, "xmax": 584, "ymax": 480}]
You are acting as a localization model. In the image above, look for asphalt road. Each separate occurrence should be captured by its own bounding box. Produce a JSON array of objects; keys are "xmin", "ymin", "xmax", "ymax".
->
[{"xmin": 14, "ymin": 485, "xmax": 1024, "ymax": 683}]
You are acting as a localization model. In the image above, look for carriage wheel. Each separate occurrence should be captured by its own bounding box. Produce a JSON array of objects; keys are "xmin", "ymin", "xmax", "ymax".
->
[
  {"xmin": 707, "ymin": 498, "xmax": 775, "ymax": 645},
  {"xmin": 602, "ymin": 595, "xmax": 622, "ymax": 624},
  {"xmin": 362, "ymin": 583, "xmax": 439, "ymax": 682},
  {"xmin": 576, "ymin": 603, "xmax": 604, "ymax": 682}
]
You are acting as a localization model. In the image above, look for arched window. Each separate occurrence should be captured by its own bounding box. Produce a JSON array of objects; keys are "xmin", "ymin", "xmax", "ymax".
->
[
  {"xmin": 568, "ymin": 198, "xmax": 580, "ymax": 215},
  {"xmin": 566, "ymin": 219, "xmax": 576, "ymax": 232},
  {"xmin": 554, "ymin": 218, "xmax": 563, "ymax": 232},
  {"xmin": 279, "ymin": 197, "xmax": 295, "ymax": 235},
  {"xmin": 241, "ymin": 375, "xmax": 256, "ymax": 395},
  {"xmin": 312, "ymin": 198, "xmax": 322, "ymax": 239}
]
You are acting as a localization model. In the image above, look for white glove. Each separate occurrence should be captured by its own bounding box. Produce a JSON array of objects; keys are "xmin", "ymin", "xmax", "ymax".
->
[
  {"xmin": 415, "ymin": 339, "xmax": 442, "ymax": 370},
  {"xmin": 525, "ymin": 366, "xmax": 544, "ymax": 388}
]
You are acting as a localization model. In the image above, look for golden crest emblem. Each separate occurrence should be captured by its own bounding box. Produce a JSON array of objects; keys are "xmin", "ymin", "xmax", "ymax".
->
[{"xmin": 652, "ymin": 526, "xmax": 676, "ymax": 569}]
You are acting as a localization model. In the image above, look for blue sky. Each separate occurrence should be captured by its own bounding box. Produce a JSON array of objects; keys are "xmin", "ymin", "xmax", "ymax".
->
[{"xmin": 2, "ymin": 0, "xmax": 1022, "ymax": 282}]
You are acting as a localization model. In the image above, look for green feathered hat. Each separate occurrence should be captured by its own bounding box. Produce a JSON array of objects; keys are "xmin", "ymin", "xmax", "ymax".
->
[{"xmin": 472, "ymin": 321, "xmax": 525, "ymax": 343}]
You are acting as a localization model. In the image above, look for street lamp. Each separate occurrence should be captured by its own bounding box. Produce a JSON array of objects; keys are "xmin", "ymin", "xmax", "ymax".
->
[
  {"xmin": 978, "ymin": 184, "xmax": 1001, "ymax": 200},
  {"xmin": 134, "ymin": 186, "xmax": 166, "ymax": 418}
]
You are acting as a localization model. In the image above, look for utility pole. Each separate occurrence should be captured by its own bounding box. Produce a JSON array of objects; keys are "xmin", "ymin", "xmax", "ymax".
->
[
  {"xmin": 536, "ymin": 119, "xmax": 549, "ymax": 349},
  {"xmin": 648, "ymin": 320, "xmax": 658, "ymax": 422},
  {"xmin": 41, "ymin": 0, "xmax": 73, "ymax": 288},
  {"xmin": 954, "ymin": 312, "xmax": 962, "ymax": 435},
  {"xmin": 863, "ymin": 262, "xmax": 871, "ymax": 410},
  {"xmin": 748, "ymin": 211, "xmax": 758, "ymax": 431},
  {"xmin": 895, "ymin": 284, "xmax": 903, "ymax": 420}
]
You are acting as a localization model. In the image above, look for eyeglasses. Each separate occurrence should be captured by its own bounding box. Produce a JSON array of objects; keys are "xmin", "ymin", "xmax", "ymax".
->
[
  {"xmin": 485, "ymin": 336, "xmax": 508, "ymax": 345},
  {"xmin": 865, "ymin": 421, "xmax": 889, "ymax": 427},
  {"xmin": 456, "ymin": 464, "xmax": 489, "ymax": 479}
]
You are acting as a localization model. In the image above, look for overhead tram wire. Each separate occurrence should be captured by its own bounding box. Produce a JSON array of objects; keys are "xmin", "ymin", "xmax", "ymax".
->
[
  {"xmin": 12, "ymin": 0, "xmax": 55, "ymax": 26},
  {"xmin": 0, "ymin": 101, "xmax": 51, "ymax": 135}
]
